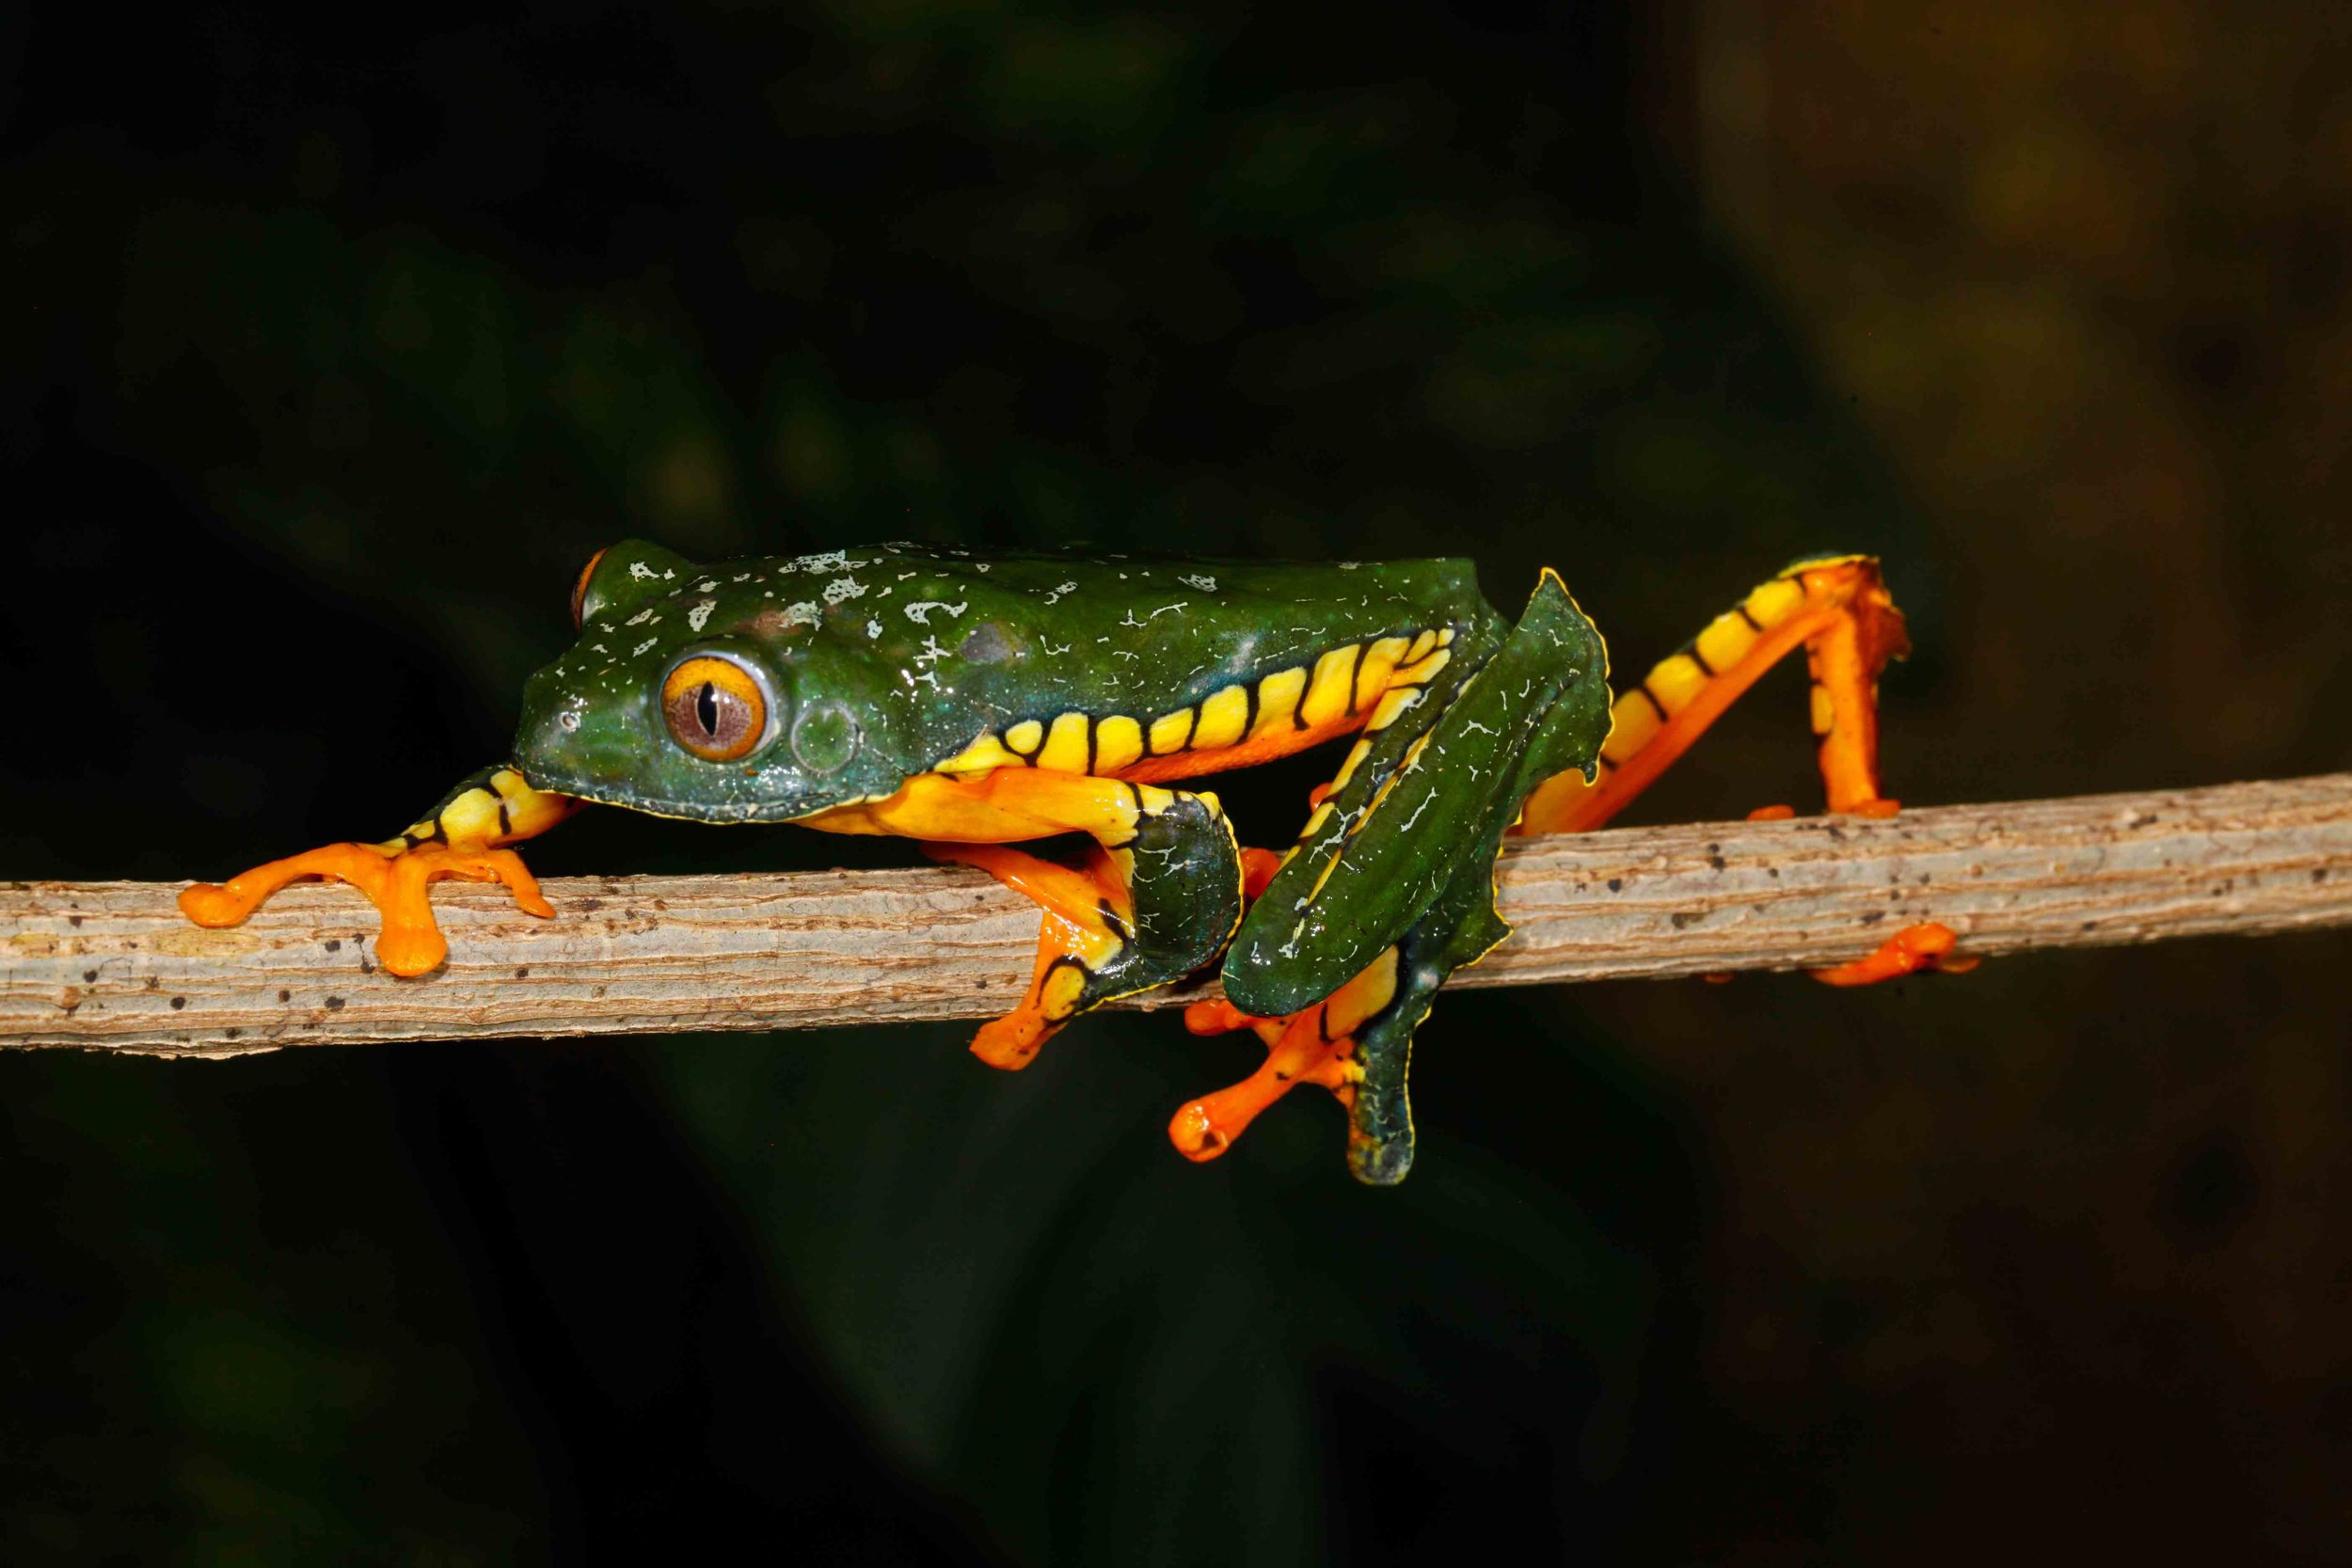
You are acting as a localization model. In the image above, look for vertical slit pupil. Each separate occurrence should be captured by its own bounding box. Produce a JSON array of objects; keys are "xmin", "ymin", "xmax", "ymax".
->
[{"xmin": 697, "ymin": 682, "xmax": 721, "ymax": 736}]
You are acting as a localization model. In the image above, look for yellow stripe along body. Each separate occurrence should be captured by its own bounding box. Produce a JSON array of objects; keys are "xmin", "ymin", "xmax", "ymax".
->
[{"xmin": 926, "ymin": 626, "xmax": 1460, "ymax": 785}]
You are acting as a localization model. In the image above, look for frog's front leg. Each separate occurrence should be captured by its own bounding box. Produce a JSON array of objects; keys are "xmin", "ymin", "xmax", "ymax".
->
[
  {"xmin": 180, "ymin": 766, "xmax": 580, "ymax": 975},
  {"xmin": 812, "ymin": 770, "xmax": 1242, "ymax": 1069}
]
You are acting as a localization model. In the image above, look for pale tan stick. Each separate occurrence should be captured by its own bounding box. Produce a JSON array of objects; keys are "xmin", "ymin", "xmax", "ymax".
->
[{"xmin": 4, "ymin": 775, "xmax": 2346, "ymax": 1057}]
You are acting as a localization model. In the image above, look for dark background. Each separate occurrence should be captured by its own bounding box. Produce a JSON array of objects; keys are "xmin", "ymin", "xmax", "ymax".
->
[{"xmin": 7, "ymin": 2, "xmax": 2352, "ymax": 1560}]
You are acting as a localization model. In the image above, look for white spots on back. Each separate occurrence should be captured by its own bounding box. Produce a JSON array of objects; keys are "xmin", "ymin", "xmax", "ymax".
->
[
  {"xmin": 914, "ymin": 635, "xmax": 949, "ymax": 667},
  {"xmin": 822, "ymin": 575, "xmax": 866, "ymax": 605},
  {"xmin": 695, "ymin": 579, "xmax": 719, "ymax": 593},
  {"xmin": 783, "ymin": 600, "xmax": 820, "ymax": 628},
  {"xmin": 628, "ymin": 561, "xmax": 660, "ymax": 581},
  {"xmin": 1043, "ymin": 581, "xmax": 1078, "ymax": 605},
  {"xmin": 632, "ymin": 638, "xmax": 659, "ymax": 657},
  {"xmin": 625, "ymin": 607, "xmax": 660, "ymax": 626},
  {"xmin": 866, "ymin": 619, "xmax": 882, "ymax": 640},
  {"xmin": 686, "ymin": 599, "xmax": 717, "ymax": 632},
  {"xmin": 1179, "ymin": 573, "xmax": 1216, "ymax": 592},
  {"xmin": 1149, "ymin": 601, "xmax": 1188, "ymax": 618},
  {"xmin": 903, "ymin": 600, "xmax": 968, "ymax": 626}
]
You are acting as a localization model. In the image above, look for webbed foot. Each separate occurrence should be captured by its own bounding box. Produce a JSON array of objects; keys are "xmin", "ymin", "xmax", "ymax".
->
[
  {"xmin": 1170, "ymin": 946, "xmax": 1402, "ymax": 1164},
  {"xmin": 1811, "ymin": 921, "xmax": 1976, "ymax": 987},
  {"xmin": 181, "ymin": 766, "xmax": 574, "ymax": 975},
  {"xmin": 181, "ymin": 840, "xmax": 553, "ymax": 976}
]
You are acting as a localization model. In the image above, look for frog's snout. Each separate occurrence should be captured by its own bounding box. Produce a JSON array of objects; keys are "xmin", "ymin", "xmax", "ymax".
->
[{"xmin": 511, "ymin": 698, "xmax": 628, "ymax": 794}]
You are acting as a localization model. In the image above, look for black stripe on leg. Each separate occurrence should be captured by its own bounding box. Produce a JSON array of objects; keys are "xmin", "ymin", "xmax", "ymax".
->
[{"xmin": 1041, "ymin": 954, "xmax": 1091, "ymax": 1020}]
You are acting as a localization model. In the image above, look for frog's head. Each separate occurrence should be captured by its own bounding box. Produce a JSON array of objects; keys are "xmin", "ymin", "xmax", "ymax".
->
[{"xmin": 512, "ymin": 540, "xmax": 912, "ymax": 822}]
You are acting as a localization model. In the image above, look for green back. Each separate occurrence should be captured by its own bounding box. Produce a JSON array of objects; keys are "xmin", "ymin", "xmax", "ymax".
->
[{"xmin": 514, "ymin": 542, "xmax": 1487, "ymax": 821}]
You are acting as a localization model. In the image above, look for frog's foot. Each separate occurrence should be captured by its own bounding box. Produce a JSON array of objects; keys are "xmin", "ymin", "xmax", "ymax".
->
[
  {"xmin": 1734, "ymin": 802, "xmax": 1973, "ymax": 986},
  {"xmin": 886, "ymin": 772, "xmax": 1239, "ymax": 1071},
  {"xmin": 1811, "ymin": 921, "xmax": 1976, "ymax": 987},
  {"xmin": 1171, "ymin": 946, "xmax": 1402, "ymax": 1163},
  {"xmin": 180, "ymin": 841, "xmax": 552, "ymax": 977},
  {"xmin": 1164, "ymin": 843, "xmax": 1346, "ymax": 1151},
  {"xmin": 927, "ymin": 840, "xmax": 1138, "ymax": 1070}
]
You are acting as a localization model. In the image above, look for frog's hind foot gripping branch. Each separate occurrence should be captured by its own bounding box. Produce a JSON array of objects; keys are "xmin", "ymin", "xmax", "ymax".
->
[{"xmin": 178, "ymin": 766, "xmax": 578, "ymax": 977}]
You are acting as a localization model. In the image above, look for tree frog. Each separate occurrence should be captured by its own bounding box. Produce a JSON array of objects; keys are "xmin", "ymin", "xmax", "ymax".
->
[{"xmin": 183, "ymin": 543, "xmax": 1945, "ymax": 1183}]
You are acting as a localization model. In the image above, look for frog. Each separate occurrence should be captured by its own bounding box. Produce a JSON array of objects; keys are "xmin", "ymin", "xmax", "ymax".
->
[{"xmin": 183, "ymin": 542, "xmax": 1951, "ymax": 1183}]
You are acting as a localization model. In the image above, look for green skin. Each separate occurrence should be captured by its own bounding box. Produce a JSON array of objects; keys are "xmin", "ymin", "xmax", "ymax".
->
[{"xmin": 498, "ymin": 540, "xmax": 1612, "ymax": 1183}]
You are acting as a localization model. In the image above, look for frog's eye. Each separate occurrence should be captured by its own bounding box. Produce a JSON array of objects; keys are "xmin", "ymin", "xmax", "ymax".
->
[
  {"xmin": 569, "ymin": 546, "xmax": 611, "ymax": 629},
  {"xmin": 661, "ymin": 656, "xmax": 769, "ymax": 762}
]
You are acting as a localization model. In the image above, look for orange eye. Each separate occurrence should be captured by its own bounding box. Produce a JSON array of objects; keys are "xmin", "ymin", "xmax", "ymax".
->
[
  {"xmin": 661, "ymin": 656, "xmax": 768, "ymax": 761},
  {"xmin": 570, "ymin": 546, "xmax": 610, "ymax": 629}
]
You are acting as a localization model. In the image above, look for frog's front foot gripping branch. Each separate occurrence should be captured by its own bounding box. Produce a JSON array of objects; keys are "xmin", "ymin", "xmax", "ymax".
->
[
  {"xmin": 1182, "ymin": 555, "xmax": 1966, "ymax": 1184},
  {"xmin": 911, "ymin": 771, "xmax": 1245, "ymax": 1070},
  {"xmin": 179, "ymin": 767, "xmax": 580, "ymax": 975}
]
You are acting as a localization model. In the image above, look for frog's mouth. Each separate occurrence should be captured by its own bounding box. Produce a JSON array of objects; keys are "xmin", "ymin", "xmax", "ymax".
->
[
  {"xmin": 507, "ymin": 765, "xmax": 869, "ymax": 826},
  {"xmin": 507, "ymin": 734, "xmax": 856, "ymax": 825}
]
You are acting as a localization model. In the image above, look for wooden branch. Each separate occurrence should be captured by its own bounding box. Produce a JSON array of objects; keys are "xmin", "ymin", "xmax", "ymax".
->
[{"xmin": 5, "ymin": 775, "xmax": 2348, "ymax": 1057}]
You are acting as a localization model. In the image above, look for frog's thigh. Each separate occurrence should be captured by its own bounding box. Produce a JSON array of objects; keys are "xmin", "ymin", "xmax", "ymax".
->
[{"xmin": 902, "ymin": 770, "xmax": 1242, "ymax": 1071}]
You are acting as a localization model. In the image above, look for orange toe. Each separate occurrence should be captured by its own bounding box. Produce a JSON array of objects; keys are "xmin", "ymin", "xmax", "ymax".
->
[
  {"xmin": 1810, "ymin": 921, "xmax": 1963, "ymax": 988},
  {"xmin": 1168, "ymin": 1005, "xmax": 1357, "ymax": 1162}
]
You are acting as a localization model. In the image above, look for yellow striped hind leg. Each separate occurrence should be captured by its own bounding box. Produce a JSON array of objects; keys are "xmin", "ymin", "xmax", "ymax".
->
[
  {"xmin": 180, "ymin": 766, "xmax": 580, "ymax": 976},
  {"xmin": 1514, "ymin": 556, "xmax": 1963, "ymax": 982},
  {"xmin": 1518, "ymin": 555, "xmax": 1910, "ymax": 834}
]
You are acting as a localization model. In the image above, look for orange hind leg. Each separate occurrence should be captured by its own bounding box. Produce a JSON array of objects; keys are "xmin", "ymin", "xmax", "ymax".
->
[{"xmin": 1516, "ymin": 554, "xmax": 1963, "ymax": 982}]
